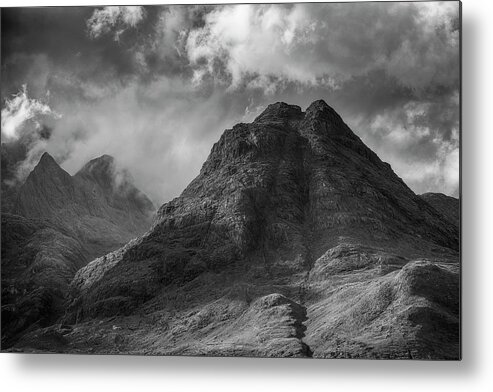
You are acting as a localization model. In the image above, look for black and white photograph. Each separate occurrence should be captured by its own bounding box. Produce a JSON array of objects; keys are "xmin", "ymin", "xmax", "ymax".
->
[{"xmin": 1, "ymin": 1, "xmax": 461, "ymax": 360}]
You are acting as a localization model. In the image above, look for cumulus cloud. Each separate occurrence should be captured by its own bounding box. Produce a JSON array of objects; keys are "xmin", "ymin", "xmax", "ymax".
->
[
  {"xmin": 37, "ymin": 76, "xmax": 248, "ymax": 204},
  {"xmin": 87, "ymin": 6, "xmax": 145, "ymax": 40},
  {"xmin": 1, "ymin": 85, "xmax": 59, "ymax": 140},
  {"xmin": 357, "ymin": 91, "xmax": 460, "ymax": 196},
  {"xmin": 185, "ymin": 4, "xmax": 333, "ymax": 89},
  {"xmin": 184, "ymin": 2, "xmax": 459, "ymax": 91},
  {"xmin": 1, "ymin": 85, "xmax": 61, "ymax": 183}
]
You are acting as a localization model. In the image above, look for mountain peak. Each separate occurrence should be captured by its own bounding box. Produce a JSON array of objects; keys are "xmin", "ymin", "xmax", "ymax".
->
[
  {"xmin": 304, "ymin": 99, "xmax": 352, "ymax": 137},
  {"xmin": 14, "ymin": 151, "xmax": 74, "ymax": 219},
  {"xmin": 82, "ymin": 154, "xmax": 115, "ymax": 170},
  {"xmin": 76, "ymin": 154, "xmax": 117, "ymax": 183},
  {"xmin": 306, "ymin": 99, "xmax": 331, "ymax": 111},
  {"xmin": 305, "ymin": 99, "xmax": 341, "ymax": 119},
  {"xmin": 73, "ymin": 154, "xmax": 154, "ymax": 213},
  {"xmin": 94, "ymin": 154, "xmax": 115, "ymax": 164},
  {"xmin": 254, "ymin": 102, "xmax": 304, "ymax": 123},
  {"xmin": 31, "ymin": 152, "xmax": 71, "ymax": 180},
  {"xmin": 15, "ymin": 151, "xmax": 155, "ymax": 246},
  {"xmin": 37, "ymin": 152, "xmax": 59, "ymax": 169}
]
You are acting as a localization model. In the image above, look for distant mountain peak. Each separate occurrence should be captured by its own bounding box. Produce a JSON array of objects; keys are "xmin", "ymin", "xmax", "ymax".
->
[
  {"xmin": 79, "ymin": 154, "xmax": 115, "ymax": 173},
  {"xmin": 73, "ymin": 154, "xmax": 155, "ymax": 214},
  {"xmin": 36, "ymin": 152, "xmax": 61, "ymax": 171},
  {"xmin": 252, "ymin": 99, "xmax": 351, "ymax": 139},
  {"xmin": 39, "ymin": 151, "xmax": 55, "ymax": 162},
  {"xmin": 14, "ymin": 150, "xmax": 155, "ymax": 257},
  {"xmin": 14, "ymin": 152, "xmax": 74, "ymax": 219},
  {"xmin": 92, "ymin": 154, "xmax": 115, "ymax": 164},
  {"xmin": 76, "ymin": 154, "xmax": 119, "ymax": 187},
  {"xmin": 30, "ymin": 152, "xmax": 71, "ymax": 183}
]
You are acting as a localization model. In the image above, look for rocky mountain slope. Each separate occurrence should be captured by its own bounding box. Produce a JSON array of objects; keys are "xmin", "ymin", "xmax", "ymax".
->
[
  {"xmin": 1, "ymin": 153, "xmax": 155, "ymax": 348},
  {"xmin": 10, "ymin": 101, "xmax": 460, "ymax": 359}
]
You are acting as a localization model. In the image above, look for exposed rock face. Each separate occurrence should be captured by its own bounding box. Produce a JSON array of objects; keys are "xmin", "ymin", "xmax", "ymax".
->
[
  {"xmin": 2, "ymin": 153, "xmax": 155, "ymax": 348},
  {"xmin": 420, "ymin": 192, "xmax": 460, "ymax": 228},
  {"xmin": 12, "ymin": 100, "xmax": 460, "ymax": 359}
]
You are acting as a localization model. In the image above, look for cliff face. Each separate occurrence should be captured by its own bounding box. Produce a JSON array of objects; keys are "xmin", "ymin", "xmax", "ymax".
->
[{"xmin": 14, "ymin": 101, "xmax": 460, "ymax": 359}]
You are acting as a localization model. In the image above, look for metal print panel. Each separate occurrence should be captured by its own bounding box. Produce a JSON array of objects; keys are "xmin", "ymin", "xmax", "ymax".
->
[{"xmin": 0, "ymin": 1, "xmax": 461, "ymax": 359}]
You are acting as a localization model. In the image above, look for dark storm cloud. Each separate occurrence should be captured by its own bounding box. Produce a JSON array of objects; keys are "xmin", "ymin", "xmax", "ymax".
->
[
  {"xmin": 1, "ymin": 2, "xmax": 460, "ymax": 203},
  {"xmin": 1, "ymin": 6, "xmax": 162, "ymax": 100}
]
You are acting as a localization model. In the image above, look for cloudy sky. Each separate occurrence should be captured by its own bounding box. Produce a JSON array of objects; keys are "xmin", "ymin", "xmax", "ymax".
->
[{"xmin": 1, "ymin": 2, "xmax": 460, "ymax": 205}]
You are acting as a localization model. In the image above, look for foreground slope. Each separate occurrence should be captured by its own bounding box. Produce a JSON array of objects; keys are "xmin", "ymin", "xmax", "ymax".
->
[{"xmin": 16, "ymin": 101, "xmax": 460, "ymax": 359}]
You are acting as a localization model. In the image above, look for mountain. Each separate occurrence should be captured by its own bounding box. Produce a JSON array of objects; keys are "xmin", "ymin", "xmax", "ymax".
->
[
  {"xmin": 1, "ymin": 128, "xmax": 54, "ymax": 212},
  {"xmin": 75, "ymin": 154, "xmax": 154, "ymax": 218},
  {"xmin": 420, "ymin": 192, "xmax": 460, "ymax": 228},
  {"xmin": 14, "ymin": 153, "xmax": 155, "ymax": 260},
  {"xmin": 1, "ymin": 153, "xmax": 155, "ymax": 348},
  {"xmin": 12, "ymin": 101, "xmax": 460, "ymax": 359}
]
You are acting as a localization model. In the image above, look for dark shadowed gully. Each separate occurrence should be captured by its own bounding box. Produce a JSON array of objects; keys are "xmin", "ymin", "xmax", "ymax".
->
[{"xmin": 2, "ymin": 100, "xmax": 459, "ymax": 359}]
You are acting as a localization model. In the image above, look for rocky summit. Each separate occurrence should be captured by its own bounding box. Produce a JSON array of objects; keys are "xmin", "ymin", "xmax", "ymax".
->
[{"xmin": 5, "ymin": 100, "xmax": 460, "ymax": 359}]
